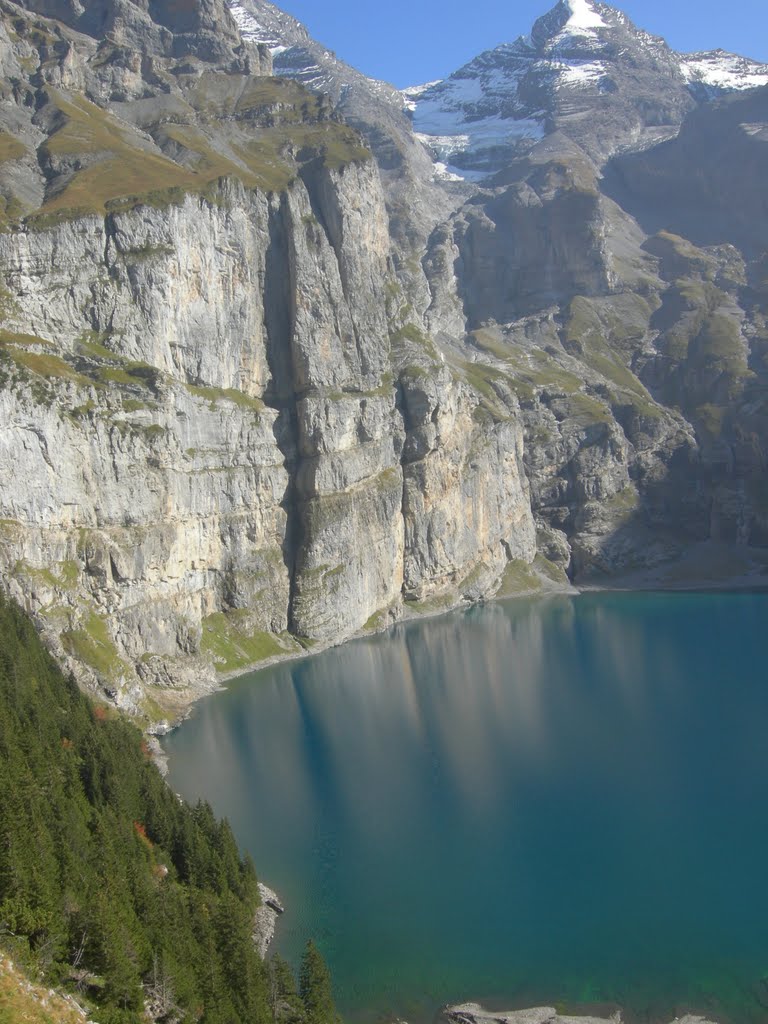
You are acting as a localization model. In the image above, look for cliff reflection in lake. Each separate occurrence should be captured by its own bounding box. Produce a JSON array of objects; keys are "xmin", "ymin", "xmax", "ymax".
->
[{"xmin": 164, "ymin": 592, "xmax": 768, "ymax": 1024}]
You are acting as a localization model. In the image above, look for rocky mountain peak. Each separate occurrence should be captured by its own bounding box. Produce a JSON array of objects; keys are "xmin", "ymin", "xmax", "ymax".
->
[
  {"xmin": 403, "ymin": 0, "xmax": 693, "ymax": 179},
  {"xmin": 530, "ymin": 0, "xmax": 608, "ymax": 49},
  {"xmin": 401, "ymin": 0, "xmax": 768, "ymax": 185}
]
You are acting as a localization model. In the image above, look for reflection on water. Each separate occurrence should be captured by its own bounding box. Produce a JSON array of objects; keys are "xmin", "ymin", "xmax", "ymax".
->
[{"xmin": 164, "ymin": 592, "xmax": 768, "ymax": 1023}]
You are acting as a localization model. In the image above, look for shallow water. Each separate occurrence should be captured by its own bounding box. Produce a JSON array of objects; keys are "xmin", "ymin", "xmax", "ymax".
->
[{"xmin": 164, "ymin": 592, "xmax": 768, "ymax": 1023}]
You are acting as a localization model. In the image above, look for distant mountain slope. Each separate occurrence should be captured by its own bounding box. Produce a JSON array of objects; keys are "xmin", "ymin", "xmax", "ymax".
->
[
  {"xmin": 225, "ymin": 0, "xmax": 425, "ymax": 190},
  {"xmin": 608, "ymin": 85, "xmax": 768, "ymax": 251},
  {"xmin": 403, "ymin": 0, "xmax": 768, "ymax": 179}
]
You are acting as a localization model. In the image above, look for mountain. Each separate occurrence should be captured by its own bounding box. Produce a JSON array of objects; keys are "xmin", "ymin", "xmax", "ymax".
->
[
  {"xmin": 0, "ymin": 0, "xmax": 767, "ymax": 724},
  {"xmin": 223, "ymin": 0, "xmax": 454, "ymax": 247},
  {"xmin": 404, "ymin": 0, "xmax": 768, "ymax": 179},
  {"xmin": 608, "ymin": 85, "xmax": 768, "ymax": 252}
]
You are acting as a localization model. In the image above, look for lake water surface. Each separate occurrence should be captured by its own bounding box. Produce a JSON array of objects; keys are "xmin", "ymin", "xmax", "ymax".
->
[{"xmin": 163, "ymin": 592, "xmax": 768, "ymax": 1023}]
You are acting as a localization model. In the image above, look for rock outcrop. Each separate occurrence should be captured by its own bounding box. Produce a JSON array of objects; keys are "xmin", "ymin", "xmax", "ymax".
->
[
  {"xmin": 252, "ymin": 883, "xmax": 284, "ymax": 958},
  {"xmin": 443, "ymin": 1002, "xmax": 719, "ymax": 1024}
]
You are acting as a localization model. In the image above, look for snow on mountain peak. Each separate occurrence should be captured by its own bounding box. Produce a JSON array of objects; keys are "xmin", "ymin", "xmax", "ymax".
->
[
  {"xmin": 680, "ymin": 50, "xmax": 768, "ymax": 95},
  {"xmin": 528, "ymin": 0, "xmax": 609, "ymax": 53},
  {"xmin": 563, "ymin": 0, "xmax": 607, "ymax": 32}
]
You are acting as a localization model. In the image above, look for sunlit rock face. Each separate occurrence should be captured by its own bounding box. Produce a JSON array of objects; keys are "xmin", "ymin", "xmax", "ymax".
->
[
  {"xmin": 0, "ymin": 154, "xmax": 534, "ymax": 713},
  {"xmin": 1, "ymin": 0, "xmax": 767, "ymax": 718},
  {"xmin": 0, "ymin": 2, "xmax": 536, "ymax": 714}
]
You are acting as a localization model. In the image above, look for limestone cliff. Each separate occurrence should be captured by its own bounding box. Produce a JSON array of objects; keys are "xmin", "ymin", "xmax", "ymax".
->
[
  {"xmin": 0, "ymin": 165, "xmax": 534, "ymax": 720},
  {"xmin": 0, "ymin": 0, "xmax": 536, "ymax": 720}
]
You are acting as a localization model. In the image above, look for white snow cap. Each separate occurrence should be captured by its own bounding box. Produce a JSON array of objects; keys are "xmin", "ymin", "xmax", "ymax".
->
[{"xmin": 563, "ymin": 0, "xmax": 607, "ymax": 31}]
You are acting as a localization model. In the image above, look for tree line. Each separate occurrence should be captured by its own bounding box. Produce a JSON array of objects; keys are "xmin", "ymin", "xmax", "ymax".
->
[{"xmin": 0, "ymin": 593, "xmax": 339, "ymax": 1024}]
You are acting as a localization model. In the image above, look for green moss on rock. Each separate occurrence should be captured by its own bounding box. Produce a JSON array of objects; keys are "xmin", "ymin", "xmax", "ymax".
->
[
  {"xmin": 201, "ymin": 611, "xmax": 299, "ymax": 673},
  {"xmin": 62, "ymin": 610, "xmax": 129, "ymax": 680},
  {"xmin": 497, "ymin": 559, "xmax": 542, "ymax": 597}
]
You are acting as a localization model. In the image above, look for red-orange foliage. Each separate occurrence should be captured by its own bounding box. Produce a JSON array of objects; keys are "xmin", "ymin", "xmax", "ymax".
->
[{"xmin": 133, "ymin": 821, "xmax": 153, "ymax": 849}]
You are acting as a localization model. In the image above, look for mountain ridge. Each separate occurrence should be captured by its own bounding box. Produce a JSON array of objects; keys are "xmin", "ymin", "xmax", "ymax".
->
[{"xmin": 404, "ymin": 0, "xmax": 768, "ymax": 180}]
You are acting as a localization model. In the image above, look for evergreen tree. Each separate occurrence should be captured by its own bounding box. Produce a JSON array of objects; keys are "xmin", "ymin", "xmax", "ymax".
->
[
  {"xmin": 299, "ymin": 941, "xmax": 339, "ymax": 1024},
  {"xmin": 269, "ymin": 954, "xmax": 304, "ymax": 1024},
  {"xmin": 0, "ymin": 594, "xmax": 285, "ymax": 1023}
]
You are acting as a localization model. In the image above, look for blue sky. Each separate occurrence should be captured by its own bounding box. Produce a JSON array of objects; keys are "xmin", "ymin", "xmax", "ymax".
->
[{"xmin": 278, "ymin": 0, "xmax": 767, "ymax": 87}]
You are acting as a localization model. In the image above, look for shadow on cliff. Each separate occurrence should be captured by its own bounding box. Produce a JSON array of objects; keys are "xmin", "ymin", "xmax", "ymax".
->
[{"xmin": 570, "ymin": 442, "xmax": 768, "ymax": 587}]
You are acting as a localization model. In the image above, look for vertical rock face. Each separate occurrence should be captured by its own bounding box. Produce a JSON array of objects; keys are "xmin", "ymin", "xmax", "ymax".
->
[
  {"xmin": 17, "ymin": 0, "xmax": 254, "ymax": 63},
  {"xmin": 400, "ymin": 367, "xmax": 535, "ymax": 600},
  {"xmin": 285, "ymin": 161, "xmax": 409, "ymax": 640},
  {"xmin": 0, "ymin": 192, "xmax": 295, "ymax": 712},
  {"xmin": 0, "ymin": 138, "xmax": 536, "ymax": 715},
  {"xmin": 446, "ymin": 170, "xmax": 614, "ymax": 325}
]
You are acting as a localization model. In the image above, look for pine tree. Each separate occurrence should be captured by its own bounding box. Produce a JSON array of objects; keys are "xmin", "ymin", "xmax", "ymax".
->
[
  {"xmin": 269, "ymin": 954, "xmax": 304, "ymax": 1023},
  {"xmin": 299, "ymin": 941, "xmax": 339, "ymax": 1024},
  {"xmin": 0, "ymin": 594, "xmax": 294, "ymax": 1024}
]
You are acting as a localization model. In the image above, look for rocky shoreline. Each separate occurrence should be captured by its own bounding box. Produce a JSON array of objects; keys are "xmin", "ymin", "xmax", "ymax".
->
[
  {"xmin": 150, "ymin": 539, "xmax": 768, "ymax": 736},
  {"xmin": 441, "ymin": 1002, "xmax": 719, "ymax": 1024},
  {"xmin": 252, "ymin": 883, "xmax": 285, "ymax": 959}
]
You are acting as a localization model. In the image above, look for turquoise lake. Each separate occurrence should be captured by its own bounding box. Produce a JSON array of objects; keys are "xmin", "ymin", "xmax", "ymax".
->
[{"xmin": 163, "ymin": 592, "xmax": 768, "ymax": 1023}]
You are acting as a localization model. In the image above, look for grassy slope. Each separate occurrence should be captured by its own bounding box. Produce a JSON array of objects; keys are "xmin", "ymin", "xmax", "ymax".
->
[
  {"xmin": 0, "ymin": 954, "xmax": 90, "ymax": 1024},
  {"xmin": 0, "ymin": 70, "xmax": 371, "ymax": 229}
]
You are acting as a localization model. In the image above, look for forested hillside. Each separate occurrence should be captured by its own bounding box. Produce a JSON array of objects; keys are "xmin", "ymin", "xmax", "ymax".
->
[{"xmin": 0, "ymin": 594, "xmax": 336, "ymax": 1024}]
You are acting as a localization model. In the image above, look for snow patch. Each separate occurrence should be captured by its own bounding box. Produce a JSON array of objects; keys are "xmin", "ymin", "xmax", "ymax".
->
[
  {"xmin": 227, "ymin": 0, "xmax": 276, "ymax": 45},
  {"xmin": 433, "ymin": 161, "xmax": 465, "ymax": 182},
  {"xmin": 404, "ymin": 44, "xmax": 552, "ymax": 181},
  {"xmin": 402, "ymin": 80, "xmax": 444, "ymax": 111},
  {"xmin": 415, "ymin": 130, "xmax": 470, "ymax": 153},
  {"xmin": 414, "ymin": 103, "xmax": 544, "ymax": 180},
  {"xmin": 563, "ymin": 0, "xmax": 607, "ymax": 32},
  {"xmin": 413, "ymin": 98, "xmax": 544, "ymax": 146},
  {"xmin": 680, "ymin": 51, "xmax": 768, "ymax": 92},
  {"xmin": 227, "ymin": 0, "xmax": 293, "ymax": 55},
  {"xmin": 556, "ymin": 59, "xmax": 607, "ymax": 86},
  {"xmin": 740, "ymin": 122, "xmax": 768, "ymax": 139}
]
